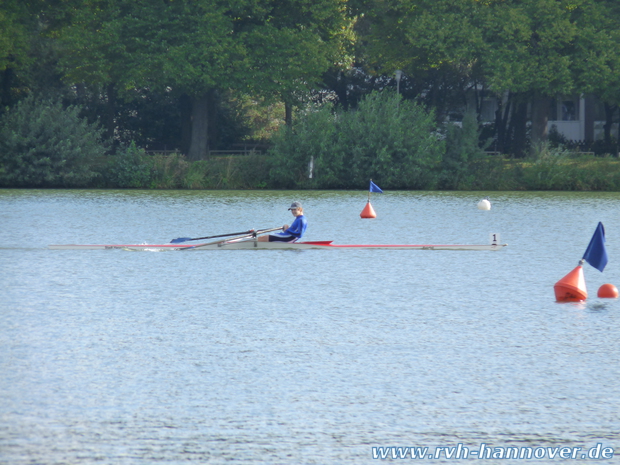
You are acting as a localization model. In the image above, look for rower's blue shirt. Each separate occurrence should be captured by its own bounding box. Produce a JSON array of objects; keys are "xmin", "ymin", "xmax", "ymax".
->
[{"xmin": 284, "ymin": 215, "xmax": 307, "ymax": 239}]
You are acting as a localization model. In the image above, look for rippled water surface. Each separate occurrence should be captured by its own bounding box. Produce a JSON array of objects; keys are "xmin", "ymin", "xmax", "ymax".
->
[{"xmin": 1, "ymin": 189, "xmax": 620, "ymax": 464}]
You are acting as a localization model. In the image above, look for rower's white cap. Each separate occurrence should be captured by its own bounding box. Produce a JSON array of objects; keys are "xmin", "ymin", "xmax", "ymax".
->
[{"xmin": 288, "ymin": 201, "xmax": 302, "ymax": 210}]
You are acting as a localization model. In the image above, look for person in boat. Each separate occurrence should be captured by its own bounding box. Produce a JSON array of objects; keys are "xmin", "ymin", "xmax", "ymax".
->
[{"xmin": 258, "ymin": 201, "xmax": 307, "ymax": 242}]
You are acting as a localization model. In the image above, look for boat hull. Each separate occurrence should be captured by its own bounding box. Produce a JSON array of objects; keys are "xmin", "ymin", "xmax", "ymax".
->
[{"xmin": 49, "ymin": 240, "xmax": 507, "ymax": 251}]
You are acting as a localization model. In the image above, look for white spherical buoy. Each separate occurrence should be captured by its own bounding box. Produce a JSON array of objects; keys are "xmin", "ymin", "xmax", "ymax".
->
[{"xmin": 477, "ymin": 197, "xmax": 491, "ymax": 210}]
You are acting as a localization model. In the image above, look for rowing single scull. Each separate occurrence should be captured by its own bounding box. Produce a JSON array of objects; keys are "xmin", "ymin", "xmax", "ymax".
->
[
  {"xmin": 49, "ymin": 226, "xmax": 506, "ymax": 251},
  {"xmin": 49, "ymin": 240, "xmax": 507, "ymax": 251}
]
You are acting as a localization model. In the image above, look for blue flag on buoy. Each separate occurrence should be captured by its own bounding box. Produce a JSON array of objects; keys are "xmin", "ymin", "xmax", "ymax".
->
[
  {"xmin": 369, "ymin": 180, "xmax": 383, "ymax": 193},
  {"xmin": 582, "ymin": 222, "xmax": 608, "ymax": 272}
]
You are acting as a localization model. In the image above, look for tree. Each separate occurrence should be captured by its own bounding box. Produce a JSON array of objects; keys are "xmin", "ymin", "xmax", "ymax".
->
[
  {"xmin": 0, "ymin": 95, "xmax": 106, "ymax": 187},
  {"xmin": 0, "ymin": 0, "xmax": 38, "ymax": 107},
  {"xmin": 55, "ymin": 0, "xmax": 351, "ymax": 160},
  {"xmin": 572, "ymin": 0, "xmax": 620, "ymax": 151},
  {"xmin": 243, "ymin": 0, "xmax": 354, "ymax": 123},
  {"xmin": 354, "ymin": 0, "xmax": 600, "ymax": 154},
  {"xmin": 481, "ymin": 0, "xmax": 578, "ymax": 149},
  {"xmin": 56, "ymin": 0, "xmax": 229, "ymax": 147},
  {"xmin": 352, "ymin": 0, "xmax": 487, "ymax": 120}
]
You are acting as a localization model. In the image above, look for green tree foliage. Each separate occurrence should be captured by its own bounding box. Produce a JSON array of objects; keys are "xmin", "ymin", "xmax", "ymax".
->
[
  {"xmin": 268, "ymin": 91, "xmax": 443, "ymax": 189},
  {"xmin": 242, "ymin": 0, "xmax": 355, "ymax": 116},
  {"xmin": 54, "ymin": 0, "xmax": 351, "ymax": 160},
  {"xmin": 481, "ymin": 0, "xmax": 578, "ymax": 146},
  {"xmin": 0, "ymin": 1, "xmax": 29, "ymax": 72},
  {"xmin": 572, "ymin": 0, "xmax": 620, "ymax": 149},
  {"xmin": 481, "ymin": 0, "xmax": 576, "ymax": 95},
  {"xmin": 354, "ymin": 0, "xmax": 620, "ymax": 154},
  {"xmin": 3, "ymin": 0, "xmax": 619, "ymax": 180},
  {"xmin": 0, "ymin": 0, "xmax": 41, "ymax": 107},
  {"xmin": 103, "ymin": 142, "xmax": 154, "ymax": 188},
  {"xmin": 353, "ymin": 0, "xmax": 486, "ymax": 117},
  {"xmin": 55, "ymin": 0, "xmax": 225, "ymax": 143},
  {"xmin": 268, "ymin": 103, "xmax": 339, "ymax": 187},
  {"xmin": 0, "ymin": 96, "xmax": 106, "ymax": 187},
  {"xmin": 440, "ymin": 112, "xmax": 490, "ymax": 189}
]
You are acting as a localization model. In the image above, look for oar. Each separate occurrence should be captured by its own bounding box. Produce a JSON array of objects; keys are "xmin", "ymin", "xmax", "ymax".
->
[
  {"xmin": 182, "ymin": 227, "xmax": 283, "ymax": 249},
  {"xmin": 171, "ymin": 229, "xmax": 262, "ymax": 244}
]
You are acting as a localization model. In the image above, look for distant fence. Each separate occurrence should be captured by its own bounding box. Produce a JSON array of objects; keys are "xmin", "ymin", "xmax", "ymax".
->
[
  {"xmin": 145, "ymin": 149, "xmax": 181, "ymax": 156},
  {"xmin": 209, "ymin": 149, "xmax": 263, "ymax": 157},
  {"xmin": 484, "ymin": 150, "xmax": 597, "ymax": 157},
  {"xmin": 145, "ymin": 146, "xmax": 266, "ymax": 157}
]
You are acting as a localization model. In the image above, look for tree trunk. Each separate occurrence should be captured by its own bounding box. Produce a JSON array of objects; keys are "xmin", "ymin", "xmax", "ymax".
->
[
  {"xmin": 207, "ymin": 89, "xmax": 218, "ymax": 149},
  {"xmin": 335, "ymin": 70, "xmax": 349, "ymax": 111},
  {"xmin": 530, "ymin": 93, "xmax": 551, "ymax": 151},
  {"xmin": 1, "ymin": 67, "xmax": 15, "ymax": 107},
  {"xmin": 187, "ymin": 93, "xmax": 210, "ymax": 161},
  {"xmin": 179, "ymin": 94, "xmax": 192, "ymax": 155},
  {"xmin": 284, "ymin": 100, "xmax": 293, "ymax": 127},
  {"xmin": 105, "ymin": 83, "xmax": 117, "ymax": 142},
  {"xmin": 603, "ymin": 103, "xmax": 616, "ymax": 145},
  {"xmin": 510, "ymin": 100, "xmax": 528, "ymax": 158},
  {"xmin": 494, "ymin": 92, "xmax": 511, "ymax": 154},
  {"xmin": 616, "ymin": 107, "xmax": 620, "ymax": 157}
]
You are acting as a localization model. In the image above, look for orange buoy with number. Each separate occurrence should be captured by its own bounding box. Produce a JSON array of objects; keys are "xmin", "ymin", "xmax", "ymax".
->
[
  {"xmin": 597, "ymin": 284, "xmax": 618, "ymax": 298},
  {"xmin": 554, "ymin": 265, "xmax": 587, "ymax": 302},
  {"xmin": 360, "ymin": 201, "xmax": 377, "ymax": 218}
]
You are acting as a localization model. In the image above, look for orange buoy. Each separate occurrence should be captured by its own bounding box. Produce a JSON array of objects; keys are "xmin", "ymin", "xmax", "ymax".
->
[
  {"xmin": 360, "ymin": 201, "xmax": 377, "ymax": 218},
  {"xmin": 554, "ymin": 265, "xmax": 587, "ymax": 302},
  {"xmin": 597, "ymin": 284, "xmax": 619, "ymax": 298}
]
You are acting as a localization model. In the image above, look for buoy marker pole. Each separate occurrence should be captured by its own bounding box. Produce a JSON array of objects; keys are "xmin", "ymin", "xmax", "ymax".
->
[{"xmin": 362, "ymin": 179, "xmax": 383, "ymax": 219}]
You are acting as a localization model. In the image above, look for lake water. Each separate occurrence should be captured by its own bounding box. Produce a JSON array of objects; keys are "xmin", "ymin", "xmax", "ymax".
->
[{"xmin": 1, "ymin": 189, "xmax": 619, "ymax": 464}]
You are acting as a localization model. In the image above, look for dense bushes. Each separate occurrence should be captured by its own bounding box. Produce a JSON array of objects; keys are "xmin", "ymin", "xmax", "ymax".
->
[
  {"xmin": 0, "ymin": 97, "xmax": 270, "ymax": 189},
  {"xmin": 266, "ymin": 92, "xmax": 620, "ymax": 191},
  {"xmin": 100, "ymin": 149, "xmax": 270, "ymax": 189},
  {"xmin": 439, "ymin": 112, "xmax": 492, "ymax": 189},
  {"xmin": 1, "ymin": 93, "xmax": 620, "ymax": 191},
  {"xmin": 511, "ymin": 145, "xmax": 620, "ymax": 191},
  {"xmin": 0, "ymin": 96, "xmax": 106, "ymax": 187},
  {"xmin": 267, "ymin": 91, "xmax": 444, "ymax": 189},
  {"xmin": 103, "ymin": 143, "xmax": 155, "ymax": 188}
]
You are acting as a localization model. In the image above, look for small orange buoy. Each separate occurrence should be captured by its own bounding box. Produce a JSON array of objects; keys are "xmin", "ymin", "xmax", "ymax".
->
[
  {"xmin": 360, "ymin": 201, "xmax": 377, "ymax": 218},
  {"xmin": 554, "ymin": 265, "xmax": 588, "ymax": 302},
  {"xmin": 597, "ymin": 284, "xmax": 619, "ymax": 298}
]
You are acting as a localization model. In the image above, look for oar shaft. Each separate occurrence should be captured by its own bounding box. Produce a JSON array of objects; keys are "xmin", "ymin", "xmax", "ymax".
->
[
  {"xmin": 183, "ymin": 227, "xmax": 282, "ymax": 249},
  {"xmin": 171, "ymin": 229, "xmax": 259, "ymax": 243},
  {"xmin": 255, "ymin": 227, "xmax": 283, "ymax": 235},
  {"xmin": 219, "ymin": 227, "xmax": 282, "ymax": 243},
  {"xmin": 192, "ymin": 230, "xmax": 254, "ymax": 241}
]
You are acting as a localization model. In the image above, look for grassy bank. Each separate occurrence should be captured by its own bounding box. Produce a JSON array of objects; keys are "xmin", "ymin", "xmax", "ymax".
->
[
  {"xmin": 95, "ymin": 152, "xmax": 271, "ymax": 189},
  {"xmin": 92, "ymin": 149, "xmax": 620, "ymax": 191},
  {"xmin": 3, "ymin": 144, "xmax": 620, "ymax": 191}
]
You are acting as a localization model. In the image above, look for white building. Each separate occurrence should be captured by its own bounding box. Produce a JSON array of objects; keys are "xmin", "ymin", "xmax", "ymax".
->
[{"xmin": 475, "ymin": 93, "xmax": 618, "ymax": 143}]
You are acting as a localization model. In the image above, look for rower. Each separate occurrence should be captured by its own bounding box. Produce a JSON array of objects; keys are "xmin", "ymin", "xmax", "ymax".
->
[{"xmin": 258, "ymin": 201, "xmax": 307, "ymax": 242}]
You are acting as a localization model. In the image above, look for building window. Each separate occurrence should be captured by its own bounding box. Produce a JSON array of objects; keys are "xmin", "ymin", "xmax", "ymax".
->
[{"xmin": 562, "ymin": 101, "xmax": 576, "ymax": 121}]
